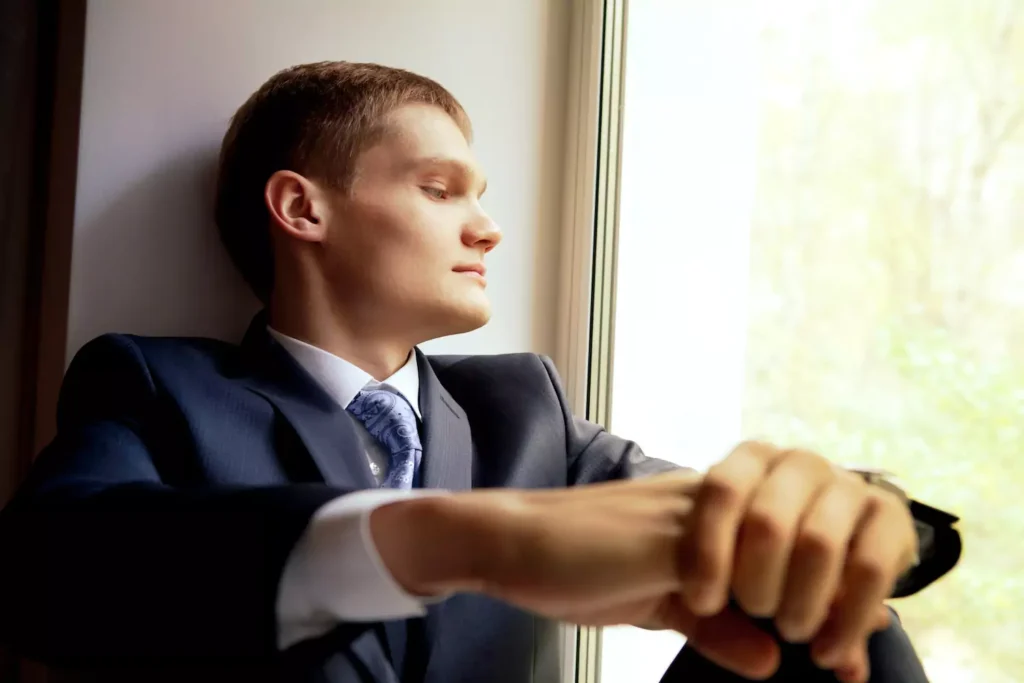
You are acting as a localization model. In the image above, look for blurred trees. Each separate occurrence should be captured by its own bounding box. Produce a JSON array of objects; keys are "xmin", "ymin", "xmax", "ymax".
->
[{"xmin": 741, "ymin": 0, "xmax": 1024, "ymax": 680}]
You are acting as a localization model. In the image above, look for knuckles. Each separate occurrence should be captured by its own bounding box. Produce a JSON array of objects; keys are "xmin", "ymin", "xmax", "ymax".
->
[
  {"xmin": 846, "ymin": 553, "xmax": 890, "ymax": 591},
  {"xmin": 688, "ymin": 536, "xmax": 726, "ymax": 585},
  {"xmin": 874, "ymin": 486, "xmax": 913, "ymax": 522},
  {"xmin": 740, "ymin": 504, "xmax": 789, "ymax": 549},
  {"xmin": 700, "ymin": 468, "xmax": 746, "ymax": 511},
  {"xmin": 779, "ymin": 447, "xmax": 829, "ymax": 471},
  {"xmin": 793, "ymin": 525, "xmax": 842, "ymax": 566}
]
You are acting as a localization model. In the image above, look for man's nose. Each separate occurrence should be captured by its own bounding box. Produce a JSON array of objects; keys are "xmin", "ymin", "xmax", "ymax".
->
[{"xmin": 465, "ymin": 214, "xmax": 502, "ymax": 253}]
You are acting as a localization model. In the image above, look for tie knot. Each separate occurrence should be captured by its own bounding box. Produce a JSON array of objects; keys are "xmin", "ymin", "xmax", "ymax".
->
[
  {"xmin": 347, "ymin": 388, "xmax": 422, "ymax": 489},
  {"xmin": 348, "ymin": 388, "xmax": 417, "ymax": 432}
]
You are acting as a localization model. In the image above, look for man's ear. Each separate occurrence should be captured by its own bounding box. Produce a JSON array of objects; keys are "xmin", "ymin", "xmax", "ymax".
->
[{"xmin": 264, "ymin": 170, "xmax": 328, "ymax": 243}]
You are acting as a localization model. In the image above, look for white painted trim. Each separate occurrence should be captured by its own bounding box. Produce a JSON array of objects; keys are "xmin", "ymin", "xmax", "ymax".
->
[
  {"xmin": 554, "ymin": 1, "xmax": 608, "ymax": 681},
  {"xmin": 554, "ymin": 0, "xmax": 604, "ymax": 417}
]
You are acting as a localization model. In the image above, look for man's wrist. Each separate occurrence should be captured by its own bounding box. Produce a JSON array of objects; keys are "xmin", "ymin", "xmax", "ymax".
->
[{"xmin": 369, "ymin": 491, "xmax": 519, "ymax": 597}]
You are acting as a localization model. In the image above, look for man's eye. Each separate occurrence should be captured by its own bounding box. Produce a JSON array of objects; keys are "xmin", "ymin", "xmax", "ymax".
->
[{"xmin": 423, "ymin": 186, "xmax": 449, "ymax": 200}]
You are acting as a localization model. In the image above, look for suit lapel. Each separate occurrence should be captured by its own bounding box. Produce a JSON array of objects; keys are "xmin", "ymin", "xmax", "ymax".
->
[
  {"xmin": 411, "ymin": 351, "xmax": 476, "ymax": 683},
  {"xmin": 237, "ymin": 315, "xmax": 376, "ymax": 489},
  {"xmin": 417, "ymin": 350, "xmax": 473, "ymax": 492}
]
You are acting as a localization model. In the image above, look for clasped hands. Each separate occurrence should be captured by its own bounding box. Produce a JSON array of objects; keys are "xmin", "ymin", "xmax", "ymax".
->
[{"xmin": 372, "ymin": 441, "xmax": 918, "ymax": 683}]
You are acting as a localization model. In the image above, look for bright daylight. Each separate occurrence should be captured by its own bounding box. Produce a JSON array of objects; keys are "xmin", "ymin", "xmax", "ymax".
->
[{"xmin": 606, "ymin": 1, "xmax": 1023, "ymax": 681}]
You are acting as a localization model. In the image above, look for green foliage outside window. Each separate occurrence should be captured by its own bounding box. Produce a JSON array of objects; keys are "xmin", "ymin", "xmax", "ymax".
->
[{"xmin": 740, "ymin": 1, "xmax": 1024, "ymax": 679}]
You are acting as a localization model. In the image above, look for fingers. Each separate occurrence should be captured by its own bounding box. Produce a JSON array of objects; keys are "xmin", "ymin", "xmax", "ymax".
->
[
  {"xmin": 826, "ymin": 605, "xmax": 890, "ymax": 683},
  {"xmin": 731, "ymin": 449, "xmax": 835, "ymax": 617},
  {"xmin": 677, "ymin": 439, "xmax": 918, "ymax": 681},
  {"xmin": 774, "ymin": 470, "xmax": 868, "ymax": 642},
  {"xmin": 658, "ymin": 595, "xmax": 781, "ymax": 681},
  {"xmin": 680, "ymin": 441, "xmax": 781, "ymax": 615},
  {"xmin": 811, "ymin": 492, "xmax": 914, "ymax": 669},
  {"xmin": 690, "ymin": 609, "xmax": 782, "ymax": 681},
  {"xmin": 833, "ymin": 645, "xmax": 869, "ymax": 683},
  {"xmin": 870, "ymin": 603, "xmax": 892, "ymax": 631}
]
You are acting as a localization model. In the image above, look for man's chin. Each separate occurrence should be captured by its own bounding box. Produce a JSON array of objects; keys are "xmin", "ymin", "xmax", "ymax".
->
[
  {"xmin": 434, "ymin": 301, "xmax": 491, "ymax": 338},
  {"xmin": 449, "ymin": 306, "xmax": 491, "ymax": 335},
  {"xmin": 409, "ymin": 291, "xmax": 492, "ymax": 341}
]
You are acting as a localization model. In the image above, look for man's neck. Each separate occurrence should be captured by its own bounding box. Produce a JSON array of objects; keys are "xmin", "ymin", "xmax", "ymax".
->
[{"xmin": 267, "ymin": 300, "xmax": 414, "ymax": 381}]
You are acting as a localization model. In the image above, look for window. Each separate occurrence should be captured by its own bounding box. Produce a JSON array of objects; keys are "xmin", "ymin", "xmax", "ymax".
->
[{"xmin": 596, "ymin": 1, "xmax": 1024, "ymax": 682}]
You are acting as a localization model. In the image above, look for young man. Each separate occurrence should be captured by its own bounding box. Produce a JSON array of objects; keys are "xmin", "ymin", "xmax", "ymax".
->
[{"xmin": 0, "ymin": 62, "xmax": 947, "ymax": 683}]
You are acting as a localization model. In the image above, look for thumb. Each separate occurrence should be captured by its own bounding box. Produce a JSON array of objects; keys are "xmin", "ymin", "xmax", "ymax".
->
[
  {"xmin": 660, "ymin": 594, "xmax": 781, "ymax": 681},
  {"xmin": 830, "ymin": 605, "xmax": 892, "ymax": 683}
]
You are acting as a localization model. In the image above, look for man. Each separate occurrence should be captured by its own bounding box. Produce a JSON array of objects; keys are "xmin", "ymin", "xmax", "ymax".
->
[{"xmin": 0, "ymin": 62, "xmax": 952, "ymax": 683}]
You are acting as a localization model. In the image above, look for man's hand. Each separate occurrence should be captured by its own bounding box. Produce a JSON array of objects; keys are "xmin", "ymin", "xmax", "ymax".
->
[{"xmin": 678, "ymin": 441, "xmax": 918, "ymax": 681}]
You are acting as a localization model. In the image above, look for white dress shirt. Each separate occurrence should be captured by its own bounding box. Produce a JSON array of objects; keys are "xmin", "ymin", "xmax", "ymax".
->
[{"xmin": 269, "ymin": 329, "xmax": 437, "ymax": 649}]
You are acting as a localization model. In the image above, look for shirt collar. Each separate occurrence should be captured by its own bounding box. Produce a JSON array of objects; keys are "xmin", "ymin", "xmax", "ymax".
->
[{"xmin": 267, "ymin": 327, "xmax": 422, "ymax": 418}]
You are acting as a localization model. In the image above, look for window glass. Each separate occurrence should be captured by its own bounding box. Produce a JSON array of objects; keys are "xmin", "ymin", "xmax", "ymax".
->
[{"xmin": 603, "ymin": 2, "xmax": 1024, "ymax": 681}]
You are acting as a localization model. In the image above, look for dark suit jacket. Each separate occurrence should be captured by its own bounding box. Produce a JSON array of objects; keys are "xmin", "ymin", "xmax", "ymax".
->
[
  {"xmin": 0, "ymin": 319, "xmax": 677, "ymax": 682},
  {"xmin": 0, "ymin": 318, "xmax": 948, "ymax": 682}
]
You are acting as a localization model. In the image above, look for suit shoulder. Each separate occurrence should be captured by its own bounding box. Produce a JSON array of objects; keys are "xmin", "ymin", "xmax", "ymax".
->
[
  {"xmin": 123, "ymin": 333, "xmax": 239, "ymax": 368},
  {"xmin": 427, "ymin": 351, "xmax": 549, "ymax": 375},
  {"xmin": 69, "ymin": 333, "xmax": 238, "ymax": 377},
  {"xmin": 60, "ymin": 334, "xmax": 240, "ymax": 424},
  {"xmin": 426, "ymin": 352, "xmax": 562, "ymax": 394}
]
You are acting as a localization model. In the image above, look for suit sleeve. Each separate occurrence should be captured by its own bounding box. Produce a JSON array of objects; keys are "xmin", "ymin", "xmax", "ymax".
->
[
  {"xmin": 0, "ymin": 335, "xmax": 361, "ymax": 664},
  {"xmin": 536, "ymin": 355, "xmax": 688, "ymax": 485}
]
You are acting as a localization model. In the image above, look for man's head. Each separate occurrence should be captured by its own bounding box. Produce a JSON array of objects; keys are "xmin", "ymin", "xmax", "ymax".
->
[{"xmin": 215, "ymin": 61, "xmax": 501, "ymax": 345}]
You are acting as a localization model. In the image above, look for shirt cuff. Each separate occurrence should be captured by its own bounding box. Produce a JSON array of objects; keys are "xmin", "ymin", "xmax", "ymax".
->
[{"xmin": 276, "ymin": 488, "xmax": 449, "ymax": 650}]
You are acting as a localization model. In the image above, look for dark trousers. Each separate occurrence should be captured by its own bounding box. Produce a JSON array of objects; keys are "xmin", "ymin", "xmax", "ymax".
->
[{"xmin": 664, "ymin": 613, "xmax": 929, "ymax": 683}]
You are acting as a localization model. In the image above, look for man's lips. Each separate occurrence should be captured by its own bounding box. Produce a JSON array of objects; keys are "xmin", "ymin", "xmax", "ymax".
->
[{"xmin": 453, "ymin": 264, "xmax": 487, "ymax": 277}]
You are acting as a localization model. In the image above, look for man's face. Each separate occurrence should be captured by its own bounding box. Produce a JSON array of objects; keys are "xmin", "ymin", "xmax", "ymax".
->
[{"xmin": 320, "ymin": 104, "xmax": 500, "ymax": 342}]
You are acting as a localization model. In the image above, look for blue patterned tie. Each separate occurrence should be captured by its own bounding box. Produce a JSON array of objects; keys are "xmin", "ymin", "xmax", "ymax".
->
[{"xmin": 346, "ymin": 388, "xmax": 422, "ymax": 490}]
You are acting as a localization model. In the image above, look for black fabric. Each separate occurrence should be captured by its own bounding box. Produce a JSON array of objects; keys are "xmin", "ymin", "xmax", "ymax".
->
[
  {"xmin": 892, "ymin": 502, "xmax": 962, "ymax": 599},
  {"xmin": 667, "ymin": 610, "xmax": 929, "ymax": 683}
]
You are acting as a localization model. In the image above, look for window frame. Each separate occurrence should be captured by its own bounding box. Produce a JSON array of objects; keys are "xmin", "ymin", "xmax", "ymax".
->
[{"xmin": 556, "ymin": 0, "xmax": 629, "ymax": 681}]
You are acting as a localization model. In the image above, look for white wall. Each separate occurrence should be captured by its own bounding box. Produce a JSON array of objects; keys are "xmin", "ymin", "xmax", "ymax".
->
[{"xmin": 66, "ymin": 0, "xmax": 571, "ymax": 362}]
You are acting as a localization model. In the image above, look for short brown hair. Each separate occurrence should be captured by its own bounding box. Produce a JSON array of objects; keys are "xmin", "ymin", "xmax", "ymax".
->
[{"xmin": 215, "ymin": 61, "xmax": 472, "ymax": 302}]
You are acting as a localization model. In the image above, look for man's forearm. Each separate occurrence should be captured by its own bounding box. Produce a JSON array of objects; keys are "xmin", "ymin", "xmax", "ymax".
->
[{"xmin": 369, "ymin": 490, "xmax": 525, "ymax": 598}]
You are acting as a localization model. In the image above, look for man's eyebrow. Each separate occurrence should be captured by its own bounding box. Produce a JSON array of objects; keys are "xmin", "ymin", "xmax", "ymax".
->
[{"xmin": 409, "ymin": 156, "xmax": 488, "ymax": 196}]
